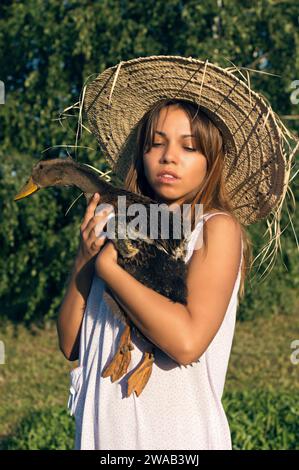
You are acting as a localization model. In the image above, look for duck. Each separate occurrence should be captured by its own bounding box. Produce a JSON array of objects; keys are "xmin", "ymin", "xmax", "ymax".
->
[{"xmin": 14, "ymin": 156, "xmax": 191, "ymax": 397}]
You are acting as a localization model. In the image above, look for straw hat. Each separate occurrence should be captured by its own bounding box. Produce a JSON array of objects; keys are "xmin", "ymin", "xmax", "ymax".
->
[
  {"xmin": 82, "ymin": 55, "xmax": 298, "ymax": 230},
  {"xmin": 75, "ymin": 55, "xmax": 298, "ymax": 274}
]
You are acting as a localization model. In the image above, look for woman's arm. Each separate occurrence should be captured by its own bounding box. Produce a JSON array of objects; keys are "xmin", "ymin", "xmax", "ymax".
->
[
  {"xmin": 96, "ymin": 214, "xmax": 242, "ymax": 366},
  {"xmin": 102, "ymin": 261, "xmax": 194, "ymax": 365},
  {"xmin": 56, "ymin": 193, "xmax": 113, "ymax": 361},
  {"xmin": 185, "ymin": 214, "xmax": 242, "ymax": 363},
  {"xmin": 56, "ymin": 256, "xmax": 94, "ymax": 361}
]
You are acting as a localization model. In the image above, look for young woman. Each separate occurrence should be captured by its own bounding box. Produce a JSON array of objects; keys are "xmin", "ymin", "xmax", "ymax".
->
[{"xmin": 57, "ymin": 56, "xmax": 296, "ymax": 450}]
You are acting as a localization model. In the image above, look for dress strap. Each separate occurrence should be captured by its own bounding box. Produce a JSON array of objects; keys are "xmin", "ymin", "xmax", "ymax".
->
[{"xmin": 202, "ymin": 211, "xmax": 231, "ymax": 220}]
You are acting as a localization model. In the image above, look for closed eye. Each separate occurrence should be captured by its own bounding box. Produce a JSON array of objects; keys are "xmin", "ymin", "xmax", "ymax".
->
[{"xmin": 152, "ymin": 143, "xmax": 196, "ymax": 152}]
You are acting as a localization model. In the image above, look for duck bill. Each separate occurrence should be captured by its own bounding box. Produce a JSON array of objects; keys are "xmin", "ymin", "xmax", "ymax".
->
[{"xmin": 14, "ymin": 177, "xmax": 39, "ymax": 201}]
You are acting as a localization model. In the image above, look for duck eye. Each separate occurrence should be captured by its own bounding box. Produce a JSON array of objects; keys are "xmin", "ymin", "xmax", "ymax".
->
[{"xmin": 39, "ymin": 164, "xmax": 43, "ymax": 170}]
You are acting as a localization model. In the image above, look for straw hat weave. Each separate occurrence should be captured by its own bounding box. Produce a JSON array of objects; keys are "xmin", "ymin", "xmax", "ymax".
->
[
  {"xmin": 57, "ymin": 55, "xmax": 299, "ymax": 275},
  {"xmin": 82, "ymin": 55, "xmax": 298, "ymax": 228}
]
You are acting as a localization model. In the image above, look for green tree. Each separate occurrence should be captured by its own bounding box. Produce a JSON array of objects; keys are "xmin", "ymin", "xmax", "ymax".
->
[{"xmin": 0, "ymin": 0, "xmax": 298, "ymax": 323}]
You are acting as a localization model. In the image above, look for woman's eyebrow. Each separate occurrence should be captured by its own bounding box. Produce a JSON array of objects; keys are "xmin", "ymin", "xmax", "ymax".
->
[{"xmin": 155, "ymin": 131, "xmax": 194, "ymax": 138}]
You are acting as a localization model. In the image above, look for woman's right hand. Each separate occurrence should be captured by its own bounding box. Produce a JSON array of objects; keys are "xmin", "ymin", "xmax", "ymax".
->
[{"xmin": 76, "ymin": 193, "xmax": 114, "ymax": 265}]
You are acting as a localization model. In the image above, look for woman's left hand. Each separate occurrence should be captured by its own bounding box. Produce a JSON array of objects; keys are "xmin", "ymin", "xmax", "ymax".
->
[{"xmin": 95, "ymin": 240, "xmax": 118, "ymax": 281}]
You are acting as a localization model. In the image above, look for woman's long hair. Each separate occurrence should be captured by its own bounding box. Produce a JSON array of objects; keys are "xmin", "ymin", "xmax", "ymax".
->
[{"xmin": 123, "ymin": 98, "xmax": 252, "ymax": 301}]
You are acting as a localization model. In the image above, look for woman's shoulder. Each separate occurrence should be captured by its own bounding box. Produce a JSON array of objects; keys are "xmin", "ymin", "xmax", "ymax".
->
[
  {"xmin": 192, "ymin": 209, "xmax": 241, "ymax": 240},
  {"xmin": 204, "ymin": 208, "xmax": 232, "ymax": 218},
  {"xmin": 192, "ymin": 209, "xmax": 233, "ymax": 232},
  {"xmin": 204, "ymin": 209, "xmax": 240, "ymax": 226},
  {"xmin": 203, "ymin": 209, "xmax": 242, "ymax": 243}
]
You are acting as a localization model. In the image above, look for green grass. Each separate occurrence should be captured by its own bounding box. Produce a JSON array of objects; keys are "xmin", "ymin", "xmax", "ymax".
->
[
  {"xmin": 227, "ymin": 312, "xmax": 299, "ymax": 393},
  {"xmin": 0, "ymin": 406, "xmax": 75, "ymax": 450},
  {"xmin": 0, "ymin": 312, "xmax": 298, "ymax": 449},
  {"xmin": 223, "ymin": 390, "xmax": 299, "ymax": 450},
  {"xmin": 0, "ymin": 321, "xmax": 75, "ymax": 441}
]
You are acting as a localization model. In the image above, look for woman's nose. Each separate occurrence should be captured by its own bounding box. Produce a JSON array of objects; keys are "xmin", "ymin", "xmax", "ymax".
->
[{"xmin": 160, "ymin": 143, "xmax": 179, "ymax": 163}]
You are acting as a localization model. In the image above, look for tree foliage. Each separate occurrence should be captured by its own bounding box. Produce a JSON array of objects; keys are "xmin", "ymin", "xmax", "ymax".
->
[{"xmin": 0, "ymin": 0, "xmax": 298, "ymax": 323}]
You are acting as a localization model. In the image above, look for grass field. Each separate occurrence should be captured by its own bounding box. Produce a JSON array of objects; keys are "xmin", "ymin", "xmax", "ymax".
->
[{"xmin": 0, "ymin": 311, "xmax": 298, "ymax": 448}]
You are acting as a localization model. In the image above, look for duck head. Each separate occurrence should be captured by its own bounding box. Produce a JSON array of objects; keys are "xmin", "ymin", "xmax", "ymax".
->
[{"xmin": 13, "ymin": 156, "xmax": 116, "ymax": 203}]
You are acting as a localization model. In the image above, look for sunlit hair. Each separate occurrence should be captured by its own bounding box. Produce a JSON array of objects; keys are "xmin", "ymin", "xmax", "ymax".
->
[{"xmin": 124, "ymin": 98, "xmax": 252, "ymax": 301}]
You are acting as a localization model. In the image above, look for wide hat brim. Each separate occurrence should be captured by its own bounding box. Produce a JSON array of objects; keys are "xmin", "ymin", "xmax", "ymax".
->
[{"xmin": 83, "ymin": 55, "xmax": 297, "ymax": 226}]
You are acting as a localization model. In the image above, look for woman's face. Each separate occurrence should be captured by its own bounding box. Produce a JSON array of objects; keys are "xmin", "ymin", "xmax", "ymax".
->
[{"xmin": 143, "ymin": 105, "xmax": 207, "ymax": 207}]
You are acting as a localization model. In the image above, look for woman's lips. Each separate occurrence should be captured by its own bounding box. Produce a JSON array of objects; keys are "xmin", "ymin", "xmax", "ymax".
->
[{"xmin": 156, "ymin": 175, "xmax": 180, "ymax": 184}]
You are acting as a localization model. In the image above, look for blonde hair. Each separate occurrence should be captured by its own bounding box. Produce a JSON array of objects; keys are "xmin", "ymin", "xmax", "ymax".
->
[{"xmin": 123, "ymin": 98, "xmax": 252, "ymax": 301}]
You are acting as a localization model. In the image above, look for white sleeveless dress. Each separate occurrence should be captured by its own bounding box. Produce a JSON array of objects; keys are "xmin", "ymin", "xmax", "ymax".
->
[{"xmin": 67, "ymin": 211, "xmax": 243, "ymax": 450}]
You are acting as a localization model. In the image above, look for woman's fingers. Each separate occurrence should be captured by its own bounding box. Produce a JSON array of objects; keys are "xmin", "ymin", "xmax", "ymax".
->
[
  {"xmin": 78, "ymin": 192, "xmax": 117, "ymax": 263},
  {"xmin": 78, "ymin": 193, "xmax": 116, "ymax": 263},
  {"xmin": 94, "ymin": 208, "xmax": 115, "ymax": 238},
  {"xmin": 81, "ymin": 193, "xmax": 100, "ymax": 233},
  {"xmin": 85, "ymin": 208, "xmax": 114, "ymax": 239}
]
